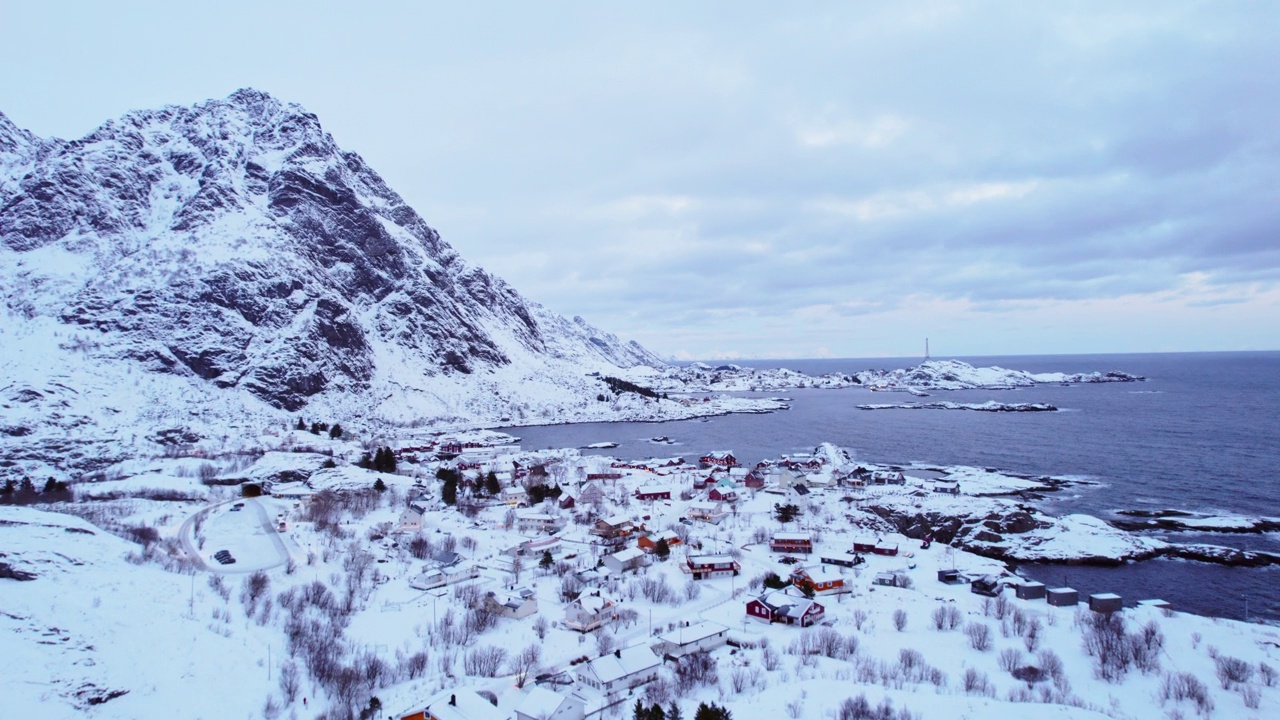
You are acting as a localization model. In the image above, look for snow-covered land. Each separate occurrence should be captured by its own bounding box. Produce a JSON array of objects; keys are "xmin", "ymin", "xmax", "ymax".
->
[
  {"xmin": 640, "ymin": 359, "xmax": 1144, "ymax": 394},
  {"xmin": 4, "ymin": 432, "xmax": 1279, "ymax": 720},
  {"xmin": 857, "ymin": 401, "xmax": 1059, "ymax": 412}
]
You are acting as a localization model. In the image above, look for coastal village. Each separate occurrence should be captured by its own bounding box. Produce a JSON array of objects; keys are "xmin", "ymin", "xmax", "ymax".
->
[{"xmin": 6, "ymin": 421, "xmax": 1275, "ymax": 720}]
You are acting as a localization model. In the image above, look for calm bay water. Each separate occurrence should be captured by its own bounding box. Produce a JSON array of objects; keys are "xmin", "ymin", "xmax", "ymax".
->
[{"xmin": 506, "ymin": 352, "xmax": 1280, "ymax": 623}]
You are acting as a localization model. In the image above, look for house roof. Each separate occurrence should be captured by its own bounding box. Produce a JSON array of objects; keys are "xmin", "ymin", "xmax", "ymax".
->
[
  {"xmin": 609, "ymin": 547, "xmax": 646, "ymax": 563},
  {"xmin": 794, "ymin": 565, "xmax": 842, "ymax": 584},
  {"xmin": 515, "ymin": 687, "xmax": 574, "ymax": 719},
  {"xmin": 579, "ymin": 645, "xmax": 660, "ymax": 685},
  {"xmin": 753, "ymin": 590, "xmax": 822, "ymax": 618},
  {"xmin": 773, "ymin": 532, "xmax": 812, "ymax": 542},
  {"xmin": 423, "ymin": 690, "xmax": 505, "ymax": 720},
  {"xmin": 658, "ymin": 620, "xmax": 729, "ymax": 646},
  {"xmin": 687, "ymin": 554, "xmax": 735, "ymax": 566},
  {"xmin": 573, "ymin": 589, "xmax": 615, "ymax": 613},
  {"xmin": 600, "ymin": 514, "xmax": 632, "ymax": 527}
]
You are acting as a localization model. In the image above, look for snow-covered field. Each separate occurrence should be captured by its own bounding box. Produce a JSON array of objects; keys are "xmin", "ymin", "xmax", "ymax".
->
[{"xmin": 2, "ymin": 433, "xmax": 1276, "ymax": 720}]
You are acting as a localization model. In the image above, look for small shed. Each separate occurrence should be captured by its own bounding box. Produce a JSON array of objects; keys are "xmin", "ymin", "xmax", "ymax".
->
[
  {"xmin": 1088, "ymin": 592, "xmax": 1123, "ymax": 613},
  {"xmin": 1046, "ymin": 587, "xmax": 1078, "ymax": 607},
  {"xmin": 1015, "ymin": 581, "xmax": 1047, "ymax": 600},
  {"xmin": 937, "ymin": 569, "xmax": 963, "ymax": 585}
]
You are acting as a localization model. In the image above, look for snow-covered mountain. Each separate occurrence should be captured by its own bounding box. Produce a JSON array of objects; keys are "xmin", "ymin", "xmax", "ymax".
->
[{"xmin": 0, "ymin": 89, "xmax": 670, "ymax": 479}]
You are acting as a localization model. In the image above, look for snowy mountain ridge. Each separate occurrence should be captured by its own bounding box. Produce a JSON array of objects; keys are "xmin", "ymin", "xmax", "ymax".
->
[{"xmin": 0, "ymin": 90, "xmax": 686, "ymax": 479}]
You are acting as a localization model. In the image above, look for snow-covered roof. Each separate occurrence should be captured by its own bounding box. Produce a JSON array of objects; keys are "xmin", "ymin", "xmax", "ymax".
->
[
  {"xmin": 687, "ymin": 500, "xmax": 722, "ymax": 511},
  {"xmin": 574, "ymin": 589, "xmax": 615, "ymax": 613},
  {"xmin": 516, "ymin": 687, "xmax": 572, "ymax": 719},
  {"xmin": 773, "ymin": 531, "xmax": 812, "ymax": 542},
  {"xmin": 579, "ymin": 645, "xmax": 660, "ymax": 685},
  {"xmin": 795, "ymin": 565, "xmax": 842, "ymax": 584},
  {"xmin": 688, "ymin": 554, "xmax": 735, "ymax": 565},
  {"xmin": 600, "ymin": 513, "xmax": 632, "ymax": 527},
  {"xmin": 658, "ymin": 620, "xmax": 729, "ymax": 646},
  {"xmin": 609, "ymin": 547, "xmax": 646, "ymax": 563},
  {"xmin": 424, "ymin": 689, "xmax": 504, "ymax": 720}
]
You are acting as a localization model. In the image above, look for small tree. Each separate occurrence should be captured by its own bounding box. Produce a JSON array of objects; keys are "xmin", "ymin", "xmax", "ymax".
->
[
  {"xmin": 774, "ymin": 503, "xmax": 801, "ymax": 524},
  {"xmin": 654, "ymin": 538, "xmax": 671, "ymax": 560},
  {"xmin": 295, "ymin": 417, "xmax": 306, "ymax": 430},
  {"xmin": 540, "ymin": 550, "xmax": 554, "ymax": 571},
  {"xmin": 485, "ymin": 471, "xmax": 501, "ymax": 497},
  {"xmin": 329, "ymin": 424, "xmax": 343, "ymax": 440},
  {"xmin": 373, "ymin": 478, "xmax": 387, "ymax": 493},
  {"xmin": 442, "ymin": 476, "xmax": 458, "ymax": 506},
  {"xmin": 762, "ymin": 571, "xmax": 787, "ymax": 590},
  {"xmin": 694, "ymin": 702, "xmax": 731, "ymax": 720}
]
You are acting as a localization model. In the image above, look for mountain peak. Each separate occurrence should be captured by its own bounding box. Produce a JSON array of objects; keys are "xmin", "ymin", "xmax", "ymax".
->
[{"xmin": 0, "ymin": 92, "xmax": 665, "ymax": 478}]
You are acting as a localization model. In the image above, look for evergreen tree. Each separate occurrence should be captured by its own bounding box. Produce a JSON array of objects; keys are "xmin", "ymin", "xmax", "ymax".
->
[
  {"xmin": 309, "ymin": 421, "xmax": 324, "ymax": 435},
  {"xmin": 442, "ymin": 475, "xmax": 458, "ymax": 506},
  {"xmin": 382, "ymin": 447, "xmax": 397, "ymax": 473},
  {"xmin": 667, "ymin": 703, "xmax": 683, "ymax": 720},
  {"xmin": 296, "ymin": 417, "xmax": 306, "ymax": 430},
  {"xmin": 774, "ymin": 503, "xmax": 801, "ymax": 524},
  {"xmin": 762, "ymin": 571, "xmax": 787, "ymax": 590},
  {"xmin": 359, "ymin": 452, "xmax": 374, "ymax": 470},
  {"xmin": 374, "ymin": 478, "xmax": 387, "ymax": 493},
  {"xmin": 329, "ymin": 424, "xmax": 343, "ymax": 440},
  {"xmin": 634, "ymin": 699, "xmax": 647, "ymax": 720},
  {"xmin": 693, "ymin": 702, "xmax": 731, "ymax": 720},
  {"xmin": 0, "ymin": 479, "xmax": 14, "ymax": 497},
  {"xmin": 654, "ymin": 537, "xmax": 671, "ymax": 560},
  {"xmin": 485, "ymin": 470, "xmax": 501, "ymax": 497},
  {"xmin": 540, "ymin": 550, "xmax": 554, "ymax": 571}
]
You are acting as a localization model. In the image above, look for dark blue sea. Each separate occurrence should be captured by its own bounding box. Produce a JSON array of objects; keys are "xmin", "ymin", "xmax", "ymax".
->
[{"xmin": 505, "ymin": 352, "xmax": 1280, "ymax": 623}]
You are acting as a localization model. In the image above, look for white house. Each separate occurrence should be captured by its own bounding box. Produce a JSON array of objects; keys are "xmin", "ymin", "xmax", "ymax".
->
[
  {"xmin": 686, "ymin": 500, "xmax": 727, "ymax": 524},
  {"xmin": 653, "ymin": 620, "xmax": 730, "ymax": 658},
  {"xmin": 602, "ymin": 547, "xmax": 648, "ymax": 575},
  {"xmin": 517, "ymin": 511, "xmax": 563, "ymax": 534},
  {"xmin": 575, "ymin": 645, "xmax": 661, "ymax": 697},
  {"xmin": 514, "ymin": 687, "xmax": 585, "ymax": 720},
  {"xmin": 485, "ymin": 588, "xmax": 538, "ymax": 619},
  {"xmin": 563, "ymin": 589, "xmax": 617, "ymax": 632},
  {"xmin": 502, "ymin": 486, "xmax": 529, "ymax": 506},
  {"xmin": 395, "ymin": 503, "xmax": 426, "ymax": 534}
]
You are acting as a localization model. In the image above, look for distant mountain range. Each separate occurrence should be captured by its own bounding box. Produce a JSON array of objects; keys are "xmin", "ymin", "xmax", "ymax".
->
[{"xmin": 0, "ymin": 89, "xmax": 668, "ymax": 479}]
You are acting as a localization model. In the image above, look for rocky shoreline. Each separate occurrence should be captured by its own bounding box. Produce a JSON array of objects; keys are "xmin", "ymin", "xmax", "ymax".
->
[{"xmin": 857, "ymin": 401, "xmax": 1059, "ymax": 412}]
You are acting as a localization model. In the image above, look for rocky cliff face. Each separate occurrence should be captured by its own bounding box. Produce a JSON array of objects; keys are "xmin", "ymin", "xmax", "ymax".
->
[{"xmin": 0, "ymin": 90, "xmax": 665, "ymax": 478}]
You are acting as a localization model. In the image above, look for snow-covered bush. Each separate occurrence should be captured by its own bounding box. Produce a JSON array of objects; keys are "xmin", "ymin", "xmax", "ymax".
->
[
  {"xmin": 1081, "ymin": 612, "xmax": 1132, "ymax": 683},
  {"xmin": 675, "ymin": 651, "xmax": 718, "ymax": 693}
]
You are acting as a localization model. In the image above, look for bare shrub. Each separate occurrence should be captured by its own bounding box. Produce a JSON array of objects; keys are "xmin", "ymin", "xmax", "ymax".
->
[
  {"xmin": 1241, "ymin": 684, "xmax": 1261, "ymax": 709},
  {"xmin": 207, "ymin": 574, "xmax": 231, "ymax": 601},
  {"xmin": 965, "ymin": 622, "xmax": 993, "ymax": 651},
  {"xmin": 994, "ymin": 593, "xmax": 1011, "ymax": 620},
  {"xmin": 1160, "ymin": 671, "xmax": 1213, "ymax": 716},
  {"xmin": 1129, "ymin": 620, "xmax": 1163, "ymax": 674},
  {"xmin": 1260, "ymin": 661, "xmax": 1276, "ymax": 687},
  {"xmin": 463, "ymin": 645, "xmax": 507, "ymax": 677},
  {"xmin": 279, "ymin": 660, "xmax": 300, "ymax": 702},
  {"xmin": 675, "ymin": 651, "xmax": 718, "ymax": 693},
  {"xmin": 1023, "ymin": 617, "xmax": 1042, "ymax": 652},
  {"xmin": 998, "ymin": 648, "xmax": 1024, "ymax": 673},
  {"xmin": 595, "ymin": 632, "xmax": 616, "ymax": 657},
  {"xmin": 962, "ymin": 668, "xmax": 995, "ymax": 697},
  {"xmin": 532, "ymin": 615, "xmax": 549, "ymax": 640},
  {"xmin": 852, "ymin": 608, "xmax": 869, "ymax": 631},
  {"xmin": 892, "ymin": 609, "xmax": 908, "ymax": 632},
  {"xmin": 1214, "ymin": 654, "xmax": 1253, "ymax": 689},
  {"xmin": 1036, "ymin": 650, "xmax": 1065, "ymax": 682},
  {"xmin": 932, "ymin": 604, "xmax": 962, "ymax": 631},
  {"xmin": 1082, "ymin": 612, "xmax": 1132, "ymax": 683},
  {"xmin": 508, "ymin": 643, "xmax": 541, "ymax": 688},
  {"xmin": 762, "ymin": 645, "xmax": 782, "ymax": 671}
]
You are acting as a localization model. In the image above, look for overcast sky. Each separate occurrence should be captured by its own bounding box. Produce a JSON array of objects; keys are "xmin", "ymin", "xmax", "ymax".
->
[{"xmin": 4, "ymin": 1, "xmax": 1278, "ymax": 359}]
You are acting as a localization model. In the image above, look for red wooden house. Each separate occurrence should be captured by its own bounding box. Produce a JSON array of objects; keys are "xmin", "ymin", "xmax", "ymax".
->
[
  {"xmin": 745, "ymin": 591, "xmax": 825, "ymax": 627},
  {"xmin": 789, "ymin": 565, "xmax": 845, "ymax": 594},
  {"xmin": 769, "ymin": 532, "xmax": 813, "ymax": 554}
]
